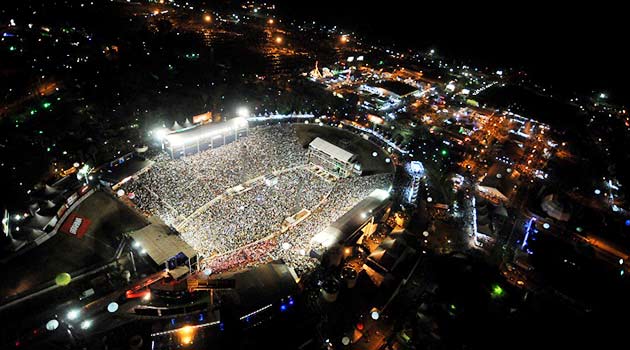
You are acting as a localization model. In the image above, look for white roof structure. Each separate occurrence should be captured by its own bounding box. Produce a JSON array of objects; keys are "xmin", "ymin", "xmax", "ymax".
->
[{"xmin": 309, "ymin": 137, "xmax": 355, "ymax": 163}]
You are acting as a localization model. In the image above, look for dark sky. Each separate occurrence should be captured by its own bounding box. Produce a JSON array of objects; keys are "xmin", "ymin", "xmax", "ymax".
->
[{"xmin": 275, "ymin": 1, "xmax": 629, "ymax": 104}]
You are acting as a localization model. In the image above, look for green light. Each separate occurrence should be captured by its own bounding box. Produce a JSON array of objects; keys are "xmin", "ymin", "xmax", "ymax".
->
[
  {"xmin": 46, "ymin": 147, "xmax": 51, "ymax": 152},
  {"xmin": 30, "ymin": 109, "xmax": 37, "ymax": 115},
  {"xmin": 440, "ymin": 149, "xmax": 448, "ymax": 156},
  {"xmin": 576, "ymin": 226, "xmax": 583, "ymax": 233},
  {"xmin": 42, "ymin": 102, "xmax": 52, "ymax": 109},
  {"xmin": 449, "ymin": 304, "xmax": 456, "ymax": 311},
  {"xmin": 38, "ymin": 130, "xmax": 43, "ymax": 134},
  {"xmin": 490, "ymin": 284, "xmax": 505, "ymax": 298}
]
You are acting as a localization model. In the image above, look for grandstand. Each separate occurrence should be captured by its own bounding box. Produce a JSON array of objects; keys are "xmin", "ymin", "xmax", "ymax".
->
[
  {"xmin": 161, "ymin": 117, "xmax": 249, "ymax": 159},
  {"xmin": 308, "ymin": 137, "xmax": 360, "ymax": 178}
]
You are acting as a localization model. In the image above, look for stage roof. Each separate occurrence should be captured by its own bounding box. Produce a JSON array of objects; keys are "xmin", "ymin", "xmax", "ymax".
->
[{"xmin": 130, "ymin": 224, "xmax": 197, "ymax": 265}]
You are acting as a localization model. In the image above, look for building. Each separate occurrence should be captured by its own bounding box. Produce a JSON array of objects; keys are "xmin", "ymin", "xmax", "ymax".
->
[
  {"xmin": 308, "ymin": 137, "xmax": 360, "ymax": 178},
  {"xmin": 161, "ymin": 118, "xmax": 249, "ymax": 159},
  {"xmin": 372, "ymin": 80, "xmax": 420, "ymax": 99}
]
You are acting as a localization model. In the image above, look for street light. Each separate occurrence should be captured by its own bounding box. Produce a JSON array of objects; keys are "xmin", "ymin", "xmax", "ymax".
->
[
  {"xmin": 107, "ymin": 302, "xmax": 119, "ymax": 313},
  {"xmin": 267, "ymin": 18, "xmax": 274, "ymax": 25},
  {"xmin": 370, "ymin": 307, "xmax": 380, "ymax": 320},
  {"xmin": 66, "ymin": 309, "xmax": 81, "ymax": 321},
  {"xmin": 178, "ymin": 325, "xmax": 195, "ymax": 346},
  {"xmin": 80, "ymin": 320, "xmax": 92, "ymax": 330},
  {"xmin": 46, "ymin": 319, "xmax": 60, "ymax": 331},
  {"xmin": 274, "ymin": 36, "xmax": 283, "ymax": 44},
  {"xmin": 340, "ymin": 35, "xmax": 349, "ymax": 44},
  {"xmin": 203, "ymin": 14, "xmax": 212, "ymax": 23}
]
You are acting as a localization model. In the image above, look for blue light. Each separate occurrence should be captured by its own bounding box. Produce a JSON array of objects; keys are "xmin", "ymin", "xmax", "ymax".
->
[
  {"xmin": 522, "ymin": 218, "xmax": 536, "ymax": 250},
  {"xmin": 219, "ymin": 322, "xmax": 225, "ymax": 331},
  {"xmin": 199, "ymin": 313, "xmax": 204, "ymax": 322},
  {"xmin": 170, "ymin": 318, "xmax": 176, "ymax": 326},
  {"xmin": 625, "ymin": 219, "xmax": 630, "ymax": 227},
  {"xmin": 280, "ymin": 304, "xmax": 287, "ymax": 312},
  {"xmin": 288, "ymin": 299, "xmax": 294, "ymax": 306}
]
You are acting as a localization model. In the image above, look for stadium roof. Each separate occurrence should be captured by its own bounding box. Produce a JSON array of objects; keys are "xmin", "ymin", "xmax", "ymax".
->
[
  {"xmin": 129, "ymin": 223, "xmax": 197, "ymax": 265},
  {"xmin": 164, "ymin": 118, "xmax": 248, "ymax": 147},
  {"xmin": 312, "ymin": 189, "xmax": 390, "ymax": 247},
  {"xmin": 309, "ymin": 137, "xmax": 355, "ymax": 163}
]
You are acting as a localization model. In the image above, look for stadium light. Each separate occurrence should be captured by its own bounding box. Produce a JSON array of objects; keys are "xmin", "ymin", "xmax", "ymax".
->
[
  {"xmin": 152, "ymin": 127, "xmax": 169, "ymax": 141},
  {"xmin": 236, "ymin": 106, "xmax": 250, "ymax": 118}
]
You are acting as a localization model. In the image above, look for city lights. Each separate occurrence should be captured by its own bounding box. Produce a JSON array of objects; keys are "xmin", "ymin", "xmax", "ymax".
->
[{"xmin": 3, "ymin": 3, "xmax": 628, "ymax": 349}]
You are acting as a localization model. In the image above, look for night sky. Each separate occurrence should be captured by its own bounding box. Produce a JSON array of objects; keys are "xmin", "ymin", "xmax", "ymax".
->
[{"xmin": 275, "ymin": 1, "xmax": 629, "ymax": 105}]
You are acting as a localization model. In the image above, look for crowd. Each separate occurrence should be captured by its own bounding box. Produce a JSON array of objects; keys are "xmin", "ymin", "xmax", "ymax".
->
[
  {"xmin": 122, "ymin": 124, "xmax": 393, "ymax": 277},
  {"xmin": 180, "ymin": 169, "xmax": 332, "ymax": 257},
  {"xmin": 123, "ymin": 125, "xmax": 305, "ymax": 223}
]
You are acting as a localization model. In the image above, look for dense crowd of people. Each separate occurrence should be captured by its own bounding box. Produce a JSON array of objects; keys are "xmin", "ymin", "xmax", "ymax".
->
[
  {"xmin": 123, "ymin": 125, "xmax": 305, "ymax": 223},
  {"xmin": 122, "ymin": 124, "xmax": 392, "ymax": 276}
]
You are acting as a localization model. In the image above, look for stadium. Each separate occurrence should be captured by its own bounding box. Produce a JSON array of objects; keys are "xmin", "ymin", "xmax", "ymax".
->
[{"xmin": 119, "ymin": 118, "xmax": 394, "ymax": 277}]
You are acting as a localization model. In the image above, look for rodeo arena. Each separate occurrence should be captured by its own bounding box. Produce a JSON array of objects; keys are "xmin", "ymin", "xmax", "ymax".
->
[
  {"xmin": 108, "ymin": 114, "xmax": 394, "ymax": 282},
  {"xmin": 0, "ymin": 112, "xmax": 403, "ymax": 347}
]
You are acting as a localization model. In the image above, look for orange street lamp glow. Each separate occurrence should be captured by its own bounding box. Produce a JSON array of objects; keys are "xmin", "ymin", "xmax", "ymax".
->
[
  {"xmin": 178, "ymin": 325, "xmax": 195, "ymax": 345},
  {"xmin": 275, "ymin": 36, "xmax": 283, "ymax": 44},
  {"xmin": 204, "ymin": 14, "xmax": 212, "ymax": 23},
  {"xmin": 268, "ymin": 18, "xmax": 274, "ymax": 24},
  {"xmin": 153, "ymin": 9, "xmax": 159, "ymax": 15},
  {"xmin": 340, "ymin": 35, "xmax": 349, "ymax": 43}
]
